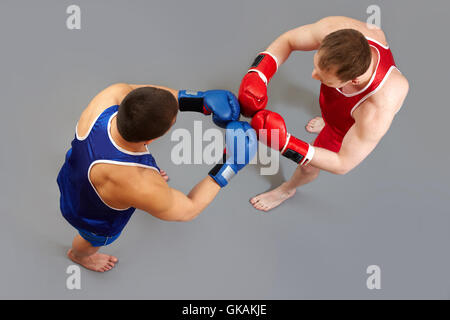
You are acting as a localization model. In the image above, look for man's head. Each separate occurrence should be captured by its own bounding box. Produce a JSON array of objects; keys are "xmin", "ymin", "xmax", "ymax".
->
[
  {"xmin": 117, "ymin": 87, "xmax": 178, "ymax": 143},
  {"xmin": 312, "ymin": 29, "xmax": 372, "ymax": 88}
]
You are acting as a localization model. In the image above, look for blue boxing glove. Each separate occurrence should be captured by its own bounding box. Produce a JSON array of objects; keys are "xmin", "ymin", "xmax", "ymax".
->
[
  {"xmin": 178, "ymin": 90, "xmax": 240, "ymax": 128},
  {"xmin": 209, "ymin": 121, "xmax": 258, "ymax": 188}
]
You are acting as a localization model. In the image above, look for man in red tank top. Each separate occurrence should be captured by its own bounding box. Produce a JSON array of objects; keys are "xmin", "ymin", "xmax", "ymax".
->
[{"xmin": 238, "ymin": 16, "xmax": 409, "ymax": 212}]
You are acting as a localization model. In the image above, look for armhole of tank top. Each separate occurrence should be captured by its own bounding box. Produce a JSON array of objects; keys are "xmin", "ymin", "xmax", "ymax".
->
[
  {"xmin": 87, "ymin": 160, "xmax": 161, "ymax": 211},
  {"xmin": 76, "ymin": 107, "xmax": 116, "ymax": 141},
  {"xmin": 365, "ymin": 37, "xmax": 389, "ymax": 50},
  {"xmin": 350, "ymin": 66, "xmax": 399, "ymax": 117}
]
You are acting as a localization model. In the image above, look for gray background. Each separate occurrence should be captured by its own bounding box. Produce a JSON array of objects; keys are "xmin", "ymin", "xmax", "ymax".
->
[{"xmin": 0, "ymin": 0, "xmax": 448, "ymax": 299}]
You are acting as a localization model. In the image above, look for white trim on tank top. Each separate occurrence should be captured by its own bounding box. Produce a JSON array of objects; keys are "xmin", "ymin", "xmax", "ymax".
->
[
  {"xmin": 350, "ymin": 66, "xmax": 398, "ymax": 116},
  {"xmin": 365, "ymin": 36, "xmax": 390, "ymax": 50},
  {"xmin": 107, "ymin": 111, "xmax": 150, "ymax": 156},
  {"xmin": 88, "ymin": 160, "xmax": 160, "ymax": 211},
  {"xmin": 75, "ymin": 111, "xmax": 104, "ymax": 141},
  {"xmin": 335, "ymin": 46, "xmax": 381, "ymax": 98}
]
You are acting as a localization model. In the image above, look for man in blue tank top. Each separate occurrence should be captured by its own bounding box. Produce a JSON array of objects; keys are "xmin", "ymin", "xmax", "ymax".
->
[{"xmin": 57, "ymin": 83, "xmax": 257, "ymax": 272}]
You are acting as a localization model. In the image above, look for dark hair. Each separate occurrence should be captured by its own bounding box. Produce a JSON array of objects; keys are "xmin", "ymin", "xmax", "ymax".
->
[
  {"xmin": 318, "ymin": 29, "xmax": 372, "ymax": 82},
  {"xmin": 117, "ymin": 87, "xmax": 178, "ymax": 142}
]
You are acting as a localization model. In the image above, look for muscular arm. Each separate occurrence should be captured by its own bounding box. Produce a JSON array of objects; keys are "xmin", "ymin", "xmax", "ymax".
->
[
  {"xmin": 115, "ymin": 168, "xmax": 221, "ymax": 222},
  {"xmin": 265, "ymin": 23, "xmax": 322, "ymax": 65},
  {"xmin": 310, "ymin": 105, "xmax": 394, "ymax": 175},
  {"xmin": 309, "ymin": 77, "xmax": 409, "ymax": 174},
  {"xmin": 265, "ymin": 16, "xmax": 385, "ymax": 66},
  {"xmin": 129, "ymin": 84, "xmax": 179, "ymax": 101},
  {"xmin": 83, "ymin": 83, "xmax": 178, "ymax": 114}
]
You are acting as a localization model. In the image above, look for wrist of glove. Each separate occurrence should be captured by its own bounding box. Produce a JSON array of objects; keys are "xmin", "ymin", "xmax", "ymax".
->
[
  {"xmin": 178, "ymin": 90, "xmax": 240, "ymax": 128},
  {"xmin": 248, "ymin": 51, "xmax": 279, "ymax": 85},
  {"xmin": 209, "ymin": 121, "xmax": 257, "ymax": 188},
  {"xmin": 280, "ymin": 134, "xmax": 315, "ymax": 166},
  {"xmin": 178, "ymin": 90, "xmax": 210, "ymax": 114},
  {"xmin": 209, "ymin": 152, "xmax": 236, "ymax": 188},
  {"xmin": 251, "ymin": 110, "xmax": 315, "ymax": 166}
]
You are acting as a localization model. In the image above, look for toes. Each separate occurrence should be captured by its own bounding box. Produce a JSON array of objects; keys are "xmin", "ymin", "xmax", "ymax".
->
[
  {"xmin": 102, "ymin": 264, "xmax": 113, "ymax": 272},
  {"xmin": 251, "ymin": 196, "xmax": 262, "ymax": 204},
  {"xmin": 254, "ymin": 203, "xmax": 266, "ymax": 211},
  {"xmin": 109, "ymin": 256, "xmax": 118, "ymax": 263}
]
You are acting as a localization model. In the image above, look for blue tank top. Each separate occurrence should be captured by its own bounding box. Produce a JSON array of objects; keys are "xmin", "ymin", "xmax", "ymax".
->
[{"xmin": 57, "ymin": 105, "xmax": 160, "ymax": 237}]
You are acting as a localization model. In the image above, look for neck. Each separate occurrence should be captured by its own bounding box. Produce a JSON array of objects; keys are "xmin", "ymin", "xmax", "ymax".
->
[
  {"xmin": 353, "ymin": 47, "xmax": 379, "ymax": 89},
  {"xmin": 110, "ymin": 116, "xmax": 148, "ymax": 153}
]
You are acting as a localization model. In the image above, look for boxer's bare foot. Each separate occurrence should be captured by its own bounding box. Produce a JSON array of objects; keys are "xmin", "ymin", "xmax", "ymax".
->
[
  {"xmin": 67, "ymin": 249, "xmax": 118, "ymax": 273},
  {"xmin": 250, "ymin": 183, "xmax": 297, "ymax": 212},
  {"xmin": 305, "ymin": 117, "xmax": 325, "ymax": 133}
]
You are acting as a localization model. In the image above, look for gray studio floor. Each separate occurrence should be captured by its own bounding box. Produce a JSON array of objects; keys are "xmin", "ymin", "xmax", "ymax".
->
[{"xmin": 1, "ymin": 0, "xmax": 449, "ymax": 299}]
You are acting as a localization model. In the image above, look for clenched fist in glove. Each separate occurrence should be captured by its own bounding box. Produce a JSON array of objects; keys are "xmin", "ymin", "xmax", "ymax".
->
[{"xmin": 238, "ymin": 52, "xmax": 278, "ymax": 118}]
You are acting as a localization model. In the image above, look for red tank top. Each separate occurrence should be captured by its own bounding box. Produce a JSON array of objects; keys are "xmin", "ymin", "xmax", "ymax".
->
[{"xmin": 319, "ymin": 38, "xmax": 398, "ymax": 137}]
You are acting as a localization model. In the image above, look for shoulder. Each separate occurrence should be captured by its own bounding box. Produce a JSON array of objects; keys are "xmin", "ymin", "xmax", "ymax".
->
[
  {"xmin": 354, "ymin": 70, "xmax": 409, "ymax": 139},
  {"xmin": 77, "ymin": 83, "xmax": 133, "ymax": 138},
  {"xmin": 370, "ymin": 69, "xmax": 409, "ymax": 114},
  {"xmin": 99, "ymin": 162, "xmax": 163, "ymax": 192},
  {"xmin": 91, "ymin": 162, "xmax": 170, "ymax": 211},
  {"xmin": 314, "ymin": 16, "xmax": 388, "ymax": 45}
]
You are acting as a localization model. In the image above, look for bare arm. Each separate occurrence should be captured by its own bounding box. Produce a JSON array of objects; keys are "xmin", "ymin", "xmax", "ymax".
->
[
  {"xmin": 265, "ymin": 23, "xmax": 322, "ymax": 65},
  {"xmin": 81, "ymin": 83, "xmax": 179, "ymax": 117},
  {"xmin": 310, "ymin": 104, "xmax": 394, "ymax": 175},
  {"xmin": 117, "ymin": 168, "xmax": 221, "ymax": 222},
  {"xmin": 309, "ymin": 76, "xmax": 409, "ymax": 174},
  {"xmin": 265, "ymin": 16, "xmax": 385, "ymax": 66},
  {"xmin": 129, "ymin": 84, "xmax": 179, "ymax": 101}
]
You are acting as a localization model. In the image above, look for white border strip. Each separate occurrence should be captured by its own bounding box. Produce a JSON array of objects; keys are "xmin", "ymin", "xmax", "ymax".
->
[
  {"xmin": 280, "ymin": 134, "xmax": 291, "ymax": 154},
  {"xmin": 108, "ymin": 112, "xmax": 150, "ymax": 156},
  {"xmin": 248, "ymin": 69, "xmax": 268, "ymax": 85},
  {"xmin": 365, "ymin": 37, "xmax": 390, "ymax": 49},
  {"xmin": 76, "ymin": 112, "xmax": 103, "ymax": 141},
  {"xmin": 260, "ymin": 51, "xmax": 279, "ymax": 70},
  {"xmin": 300, "ymin": 145, "xmax": 315, "ymax": 166},
  {"xmin": 88, "ymin": 160, "xmax": 160, "ymax": 211},
  {"xmin": 336, "ymin": 46, "xmax": 381, "ymax": 98},
  {"xmin": 350, "ymin": 66, "xmax": 398, "ymax": 116}
]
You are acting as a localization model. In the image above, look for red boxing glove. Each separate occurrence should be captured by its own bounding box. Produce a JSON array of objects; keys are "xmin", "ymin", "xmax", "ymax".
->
[
  {"xmin": 238, "ymin": 52, "xmax": 278, "ymax": 118},
  {"xmin": 251, "ymin": 110, "xmax": 315, "ymax": 166}
]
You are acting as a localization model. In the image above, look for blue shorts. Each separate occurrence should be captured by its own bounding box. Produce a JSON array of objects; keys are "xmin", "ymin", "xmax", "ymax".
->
[{"xmin": 77, "ymin": 228, "xmax": 122, "ymax": 247}]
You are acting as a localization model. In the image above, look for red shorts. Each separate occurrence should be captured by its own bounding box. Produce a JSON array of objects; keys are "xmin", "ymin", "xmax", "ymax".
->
[{"xmin": 313, "ymin": 125, "xmax": 344, "ymax": 153}]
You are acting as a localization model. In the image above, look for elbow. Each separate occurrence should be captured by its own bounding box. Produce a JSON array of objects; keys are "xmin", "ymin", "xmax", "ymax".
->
[
  {"xmin": 333, "ymin": 165, "xmax": 353, "ymax": 176},
  {"xmin": 177, "ymin": 210, "xmax": 199, "ymax": 222},
  {"xmin": 334, "ymin": 169, "xmax": 349, "ymax": 176},
  {"xmin": 177, "ymin": 216, "xmax": 194, "ymax": 223},
  {"xmin": 331, "ymin": 156, "xmax": 355, "ymax": 175}
]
